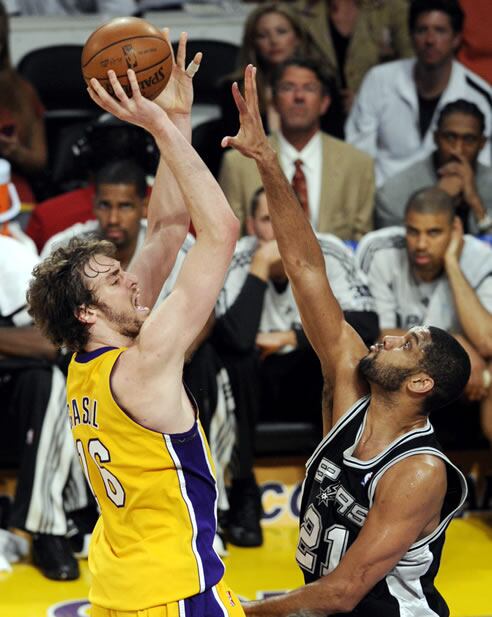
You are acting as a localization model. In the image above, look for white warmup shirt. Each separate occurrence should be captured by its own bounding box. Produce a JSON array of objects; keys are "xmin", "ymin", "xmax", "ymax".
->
[
  {"xmin": 217, "ymin": 233, "xmax": 375, "ymax": 345},
  {"xmin": 346, "ymin": 59, "xmax": 492, "ymax": 186},
  {"xmin": 355, "ymin": 226, "xmax": 492, "ymax": 332}
]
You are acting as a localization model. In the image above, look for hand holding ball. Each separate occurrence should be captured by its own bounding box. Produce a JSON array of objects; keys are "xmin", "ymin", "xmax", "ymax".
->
[{"xmin": 82, "ymin": 17, "xmax": 172, "ymax": 100}]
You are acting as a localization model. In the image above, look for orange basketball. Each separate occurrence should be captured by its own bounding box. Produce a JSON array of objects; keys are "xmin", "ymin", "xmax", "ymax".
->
[{"xmin": 81, "ymin": 17, "xmax": 172, "ymax": 100}]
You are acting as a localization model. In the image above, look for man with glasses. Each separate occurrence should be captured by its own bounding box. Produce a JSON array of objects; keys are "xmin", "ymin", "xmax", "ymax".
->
[
  {"xmin": 219, "ymin": 56, "xmax": 375, "ymax": 241},
  {"xmin": 376, "ymin": 99, "xmax": 492, "ymax": 234}
]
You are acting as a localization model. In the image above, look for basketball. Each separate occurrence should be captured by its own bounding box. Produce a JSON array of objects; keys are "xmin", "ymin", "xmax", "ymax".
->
[{"xmin": 81, "ymin": 17, "xmax": 172, "ymax": 100}]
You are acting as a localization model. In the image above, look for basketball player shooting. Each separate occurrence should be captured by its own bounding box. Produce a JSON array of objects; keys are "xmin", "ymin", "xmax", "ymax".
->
[
  {"xmin": 27, "ymin": 33, "xmax": 244, "ymax": 617},
  {"xmin": 222, "ymin": 65, "xmax": 470, "ymax": 617}
]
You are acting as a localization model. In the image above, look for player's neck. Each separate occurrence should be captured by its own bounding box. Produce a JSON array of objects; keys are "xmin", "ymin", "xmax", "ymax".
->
[
  {"xmin": 281, "ymin": 125, "xmax": 319, "ymax": 152},
  {"xmin": 85, "ymin": 326, "xmax": 135, "ymax": 352},
  {"xmin": 356, "ymin": 391, "xmax": 427, "ymax": 458}
]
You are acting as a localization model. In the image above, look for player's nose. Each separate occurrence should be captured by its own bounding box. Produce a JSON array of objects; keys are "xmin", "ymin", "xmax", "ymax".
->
[{"xmin": 383, "ymin": 336, "xmax": 403, "ymax": 350}]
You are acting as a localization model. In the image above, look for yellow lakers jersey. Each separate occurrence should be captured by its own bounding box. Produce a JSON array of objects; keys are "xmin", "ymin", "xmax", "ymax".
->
[{"xmin": 67, "ymin": 346, "xmax": 224, "ymax": 610}]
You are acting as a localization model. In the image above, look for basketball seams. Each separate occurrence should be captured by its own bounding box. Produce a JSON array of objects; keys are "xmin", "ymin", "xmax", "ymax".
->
[
  {"xmin": 85, "ymin": 55, "xmax": 171, "ymax": 81},
  {"xmin": 81, "ymin": 17, "xmax": 173, "ymax": 99},
  {"xmin": 82, "ymin": 35, "xmax": 169, "ymax": 68}
]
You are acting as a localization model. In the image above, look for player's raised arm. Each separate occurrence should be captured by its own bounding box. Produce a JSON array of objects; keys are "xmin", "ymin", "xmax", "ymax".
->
[
  {"xmin": 222, "ymin": 66, "xmax": 368, "ymax": 414},
  {"xmin": 87, "ymin": 31, "xmax": 201, "ymax": 310}
]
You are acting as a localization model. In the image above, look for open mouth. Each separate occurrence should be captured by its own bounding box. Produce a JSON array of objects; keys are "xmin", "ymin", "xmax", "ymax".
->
[{"xmin": 133, "ymin": 289, "xmax": 149, "ymax": 313}]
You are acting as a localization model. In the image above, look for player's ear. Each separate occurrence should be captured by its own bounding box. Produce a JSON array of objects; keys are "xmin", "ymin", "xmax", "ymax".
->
[
  {"xmin": 407, "ymin": 373, "xmax": 434, "ymax": 395},
  {"xmin": 75, "ymin": 304, "xmax": 97, "ymax": 325}
]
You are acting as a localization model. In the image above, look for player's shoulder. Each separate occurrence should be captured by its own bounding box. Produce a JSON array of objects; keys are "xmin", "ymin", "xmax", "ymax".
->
[
  {"xmin": 379, "ymin": 451, "xmax": 447, "ymax": 494},
  {"xmin": 456, "ymin": 61, "xmax": 492, "ymax": 106},
  {"xmin": 355, "ymin": 226, "xmax": 406, "ymax": 260},
  {"xmin": 316, "ymin": 232, "xmax": 354, "ymax": 259},
  {"xmin": 362, "ymin": 58, "xmax": 413, "ymax": 88},
  {"xmin": 322, "ymin": 133, "xmax": 374, "ymax": 166},
  {"xmin": 464, "ymin": 234, "xmax": 492, "ymax": 259}
]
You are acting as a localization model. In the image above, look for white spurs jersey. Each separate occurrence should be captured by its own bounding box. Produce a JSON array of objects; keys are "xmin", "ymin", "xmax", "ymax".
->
[
  {"xmin": 355, "ymin": 226, "xmax": 492, "ymax": 332},
  {"xmin": 217, "ymin": 233, "xmax": 374, "ymax": 343},
  {"xmin": 297, "ymin": 396, "xmax": 467, "ymax": 616}
]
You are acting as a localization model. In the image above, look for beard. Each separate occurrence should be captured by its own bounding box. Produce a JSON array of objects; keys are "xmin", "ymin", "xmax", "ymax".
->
[
  {"xmin": 359, "ymin": 353, "xmax": 414, "ymax": 392},
  {"xmin": 97, "ymin": 301, "xmax": 142, "ymax": 340}
]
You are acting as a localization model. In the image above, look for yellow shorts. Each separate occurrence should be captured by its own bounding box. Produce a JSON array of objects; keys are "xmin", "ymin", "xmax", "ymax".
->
[{"xmin": 91, "ymin": 578, "xmax": 246, "ymax": 617}]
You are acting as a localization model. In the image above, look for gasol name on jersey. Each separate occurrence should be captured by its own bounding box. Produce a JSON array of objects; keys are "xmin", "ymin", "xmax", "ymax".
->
[{"xmin": 68, "ymin": 397, "xmax": 99, "ymax": 429}]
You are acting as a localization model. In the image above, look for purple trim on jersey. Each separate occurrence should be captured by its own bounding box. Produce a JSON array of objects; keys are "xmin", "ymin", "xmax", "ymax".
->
[
  {"xmin": 169, "ymin": 427, "xmax": 224, "ymax": 588},
  {"xmin": 74, "ymin": 346, "xmax": 117, "ymax": 363},
  {"xmin": 182, "ymin": 585, "xmax": 228, "ymax": 617}
]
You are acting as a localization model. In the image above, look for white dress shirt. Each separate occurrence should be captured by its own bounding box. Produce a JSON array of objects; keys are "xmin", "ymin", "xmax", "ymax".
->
[{"xmin": 277, "ymin": 131, "xmax": 323, "ymax": 228}]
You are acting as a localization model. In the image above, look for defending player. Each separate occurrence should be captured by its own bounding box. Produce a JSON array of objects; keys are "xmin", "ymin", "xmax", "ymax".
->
[
  {"xmin": 222, "ymin": 65, "xmax": 470, "ymax": 616},
  {"xmin": 27, "ymin": 34, "xmax": 243, "ymax": 617}
]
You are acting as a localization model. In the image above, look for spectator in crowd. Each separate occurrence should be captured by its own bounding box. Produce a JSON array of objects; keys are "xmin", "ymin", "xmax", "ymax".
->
[
  {"xmin": 0, "ymin": 231, "xmax": 89, "ymax": 581},
  {"xmin": 211, "ymin": 187, "xmax": 377, "ymax": 548},
  {"xmin": 293, "ymin": 0, "xmax": 413, "ymax": 134},
  {"xmin": 219, "ymin": 56, "xmax": 375, "ymax": 239},
  {"xmin": 346, "ymin": 0, "xmax": 492, "ymax": 187},
  {"xmin": 457, "ymin": 0, "xmax": 492, "ymax": 85},
  {"xmin": 356, "ymin": 187, "xmax": 492, "ymax": 448},
  {"xmin": 26, "ymin": 113, "xmax": 159, "ymax": 253},
  {"xmin": 219, "ymin": 3, "xmax": 315, "ymax": 139},
  {"xmin": 0, "ymin": 1, "xmax": 47, "ymax": 211},
  {"xmin": 42, "ymin": 159, "xmax": 193, "ymax": 305},
  {"xmin": 376, "ymin": 100, "xmax": 492, "ymax": 234}
]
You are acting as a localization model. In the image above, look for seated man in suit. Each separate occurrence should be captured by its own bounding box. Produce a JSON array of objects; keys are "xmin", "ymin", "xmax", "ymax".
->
[
  {"xmin": 219, "ymin": 56, "xmax": 375, "ymax": 240},
  {"xmin": 376, "ymin": 100, "xmax": 492, "ymax": 234}
]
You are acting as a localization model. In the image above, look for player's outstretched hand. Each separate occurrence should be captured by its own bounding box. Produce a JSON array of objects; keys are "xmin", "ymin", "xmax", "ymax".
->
[
  {"xmin": 221, "ymin": 64, "xmax": 273, "ymax": 162},
  {"xmin": 87, "ymin": 68, "xmax": 166, "ymax": 135},
  {"xmin": 154, "ymin": 29, "xmax": 202, "ymax": 117}
]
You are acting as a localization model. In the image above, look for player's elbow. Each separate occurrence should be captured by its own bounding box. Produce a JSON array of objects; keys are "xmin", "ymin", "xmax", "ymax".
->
[
  {"xmin": 317, "ymin": 576, "xmax": 364, "ymax": 614},
  {"xmin": 212, "ymin": 210, "xmax": 240, "ymax": 247},
  {"xmin": 329, "ymin": 585, "xmax": 360, "ymax": 613}
]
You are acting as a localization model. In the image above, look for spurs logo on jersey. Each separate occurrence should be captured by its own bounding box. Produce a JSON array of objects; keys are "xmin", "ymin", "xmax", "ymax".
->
[{"xmin": 296, "ymin": 396, "xmax": 467, "ymax": 616}]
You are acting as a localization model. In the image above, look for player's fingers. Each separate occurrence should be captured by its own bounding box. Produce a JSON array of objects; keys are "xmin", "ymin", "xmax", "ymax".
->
[
  {"xmin": 162, "ymin": 28, "xmax": 175, "ymax": 64},
  {"xmin": 232, "ymin": 81, "xmax": 248, "ymax": 116},
  {"xmin": 176, "ymin": 31, "xmax": 187, "ymax": 69},
  {"xmin": 127, "ymin": 69, "xmax": 143, "ymax": 100},
  {"xmin": 251, "ymin": 66, "xmax": 262, "ymax": 124},
  {"xmin": 108, "ymin": 70, "xmax": 128, "ymax": 101},
  {"xmin": 88, "ymin": 78, "xmax": 117, "ymax": 112},
  {"xmin": 185, "ymin": 52, "xmax": 202, "ymax": 78}
]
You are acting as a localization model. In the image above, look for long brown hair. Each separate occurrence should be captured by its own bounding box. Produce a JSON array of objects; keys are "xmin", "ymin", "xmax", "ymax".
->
[
  {"xmin": 228, "ymin": 3, "xmax": 315, "ymax": 111},
  {"xmin": 28, "ymin": 237, "xmax": 116, "ymax": 352}
]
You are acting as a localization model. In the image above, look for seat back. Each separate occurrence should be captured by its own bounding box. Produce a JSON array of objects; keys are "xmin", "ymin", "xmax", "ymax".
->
[
  {"xmin": 17, "ymin": 44, "xmax": 97, "ymax": 112},
  {"xmin": 173, "ymin": 39, "xmax": 239, "ymax": 105},
  {"xmin": 192, "ymin": 118, "xmax": 226, "ymax": 178}
]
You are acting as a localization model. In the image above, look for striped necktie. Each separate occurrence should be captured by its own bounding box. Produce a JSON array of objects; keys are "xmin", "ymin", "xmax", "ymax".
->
[{"xmin": 292, "ymin": 159, "xmax": 309, "ymax": 217}]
